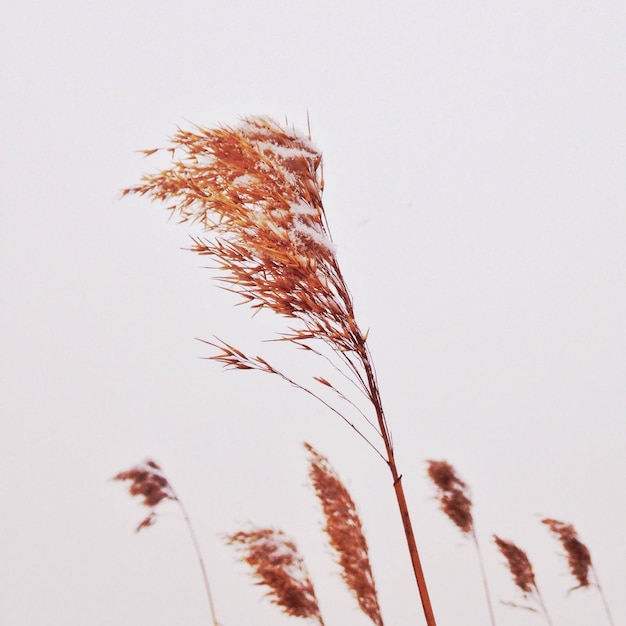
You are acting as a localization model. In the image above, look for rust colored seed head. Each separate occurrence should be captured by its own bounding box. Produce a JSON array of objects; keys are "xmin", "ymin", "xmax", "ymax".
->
[
  {"xmin": 542, "ymin": 518, "xmax": 592, "ymax": 588},
  {"xmin": 226, "ymin": 527, "xmax": 324, "ymax": 625},
  {"xmin": 493, "ymin": 535, "xmax": 537, "ymax": 596},
  {"xmin": 305, "ymin": 443, "xmax": 384, "ymax": 626},
  {"xmin": 427, "ymin": 460, "xmax": 473, "ymax": 535},
  {"xmin": 114, "ymin": 459, "xmax": 177, "ymax": 531},
  {"xmin": 123, "ymin": 116, "xmax": 368, "ymax": 380}
]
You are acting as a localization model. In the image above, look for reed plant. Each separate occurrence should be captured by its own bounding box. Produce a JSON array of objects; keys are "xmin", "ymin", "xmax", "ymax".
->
[
  {"xmin": 426, "ymin": 460, "xmax": 495, "ymax": 626},
  {"xmin": 120, "ymin": 114, "xmax": 617, "ymax": 626},
  {"xmin": 123, "ymin": 115, "xmax": 436, "ymax": 625},
  {"xmin": 114, "ymin": 460, "xmax": 220, "ymax": 626}
]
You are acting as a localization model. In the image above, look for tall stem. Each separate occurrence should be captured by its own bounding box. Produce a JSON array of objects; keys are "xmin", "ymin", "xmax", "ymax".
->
[
  {"xmin": 391, "ymin": 465, "xmax": 437, "ymax": 626},
  {"xmin": 360, "ymin": 349, "xmax": 437, "ymax": 626},
  {"xmin": 176, "ymin": 499, "xmax": 220, "ymax": 626}
]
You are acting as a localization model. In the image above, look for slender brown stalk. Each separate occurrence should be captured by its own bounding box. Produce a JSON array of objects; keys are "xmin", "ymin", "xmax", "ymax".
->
[
  {"xmin": 124, "ymin": 115, "xmax": 437, "ymax": 625},
  {"xmin": 426, "ymin": 460, "xmax": 496, "ymax": 626},
  {"xmin": 114, "ymin": 460, "xmax": 220, "ymax": 626},
  {"xmin": 493, "ymin": 535, "xmax": 553, "ymax": 626},
  {"xmin": 226, "ymin": 527, "xmax": 324, "ymax": 625},
  {"xmin": 542, "ymin": 518, "xmax": 614, "ymax": 626},
  {"xmin": 305, "ymin": 442, "xmax": 384, "ymax": 626}
]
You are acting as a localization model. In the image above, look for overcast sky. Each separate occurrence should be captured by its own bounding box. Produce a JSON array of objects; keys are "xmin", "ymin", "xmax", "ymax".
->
[{"xmin": 2, "ymin": 2, "xmax": 625, "ymax": 626}]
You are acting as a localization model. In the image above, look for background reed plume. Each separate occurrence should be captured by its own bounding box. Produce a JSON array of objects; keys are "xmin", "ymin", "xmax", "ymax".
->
[
  {"xmin": 305, "ymin": 442, "xmax": 384, "ymax": 626},
  {"xmin": 542, "ymin": 518, "xmax": 614, "ymax": 625},
  {"xmin": 426, "ymin": 460, "xmax": 495, "ymax": 626},
  {"xmin": 114, "ymin": 459, "xmax": 219, "ymax": 626},
  {"xmin": 226, "ymin": 527, "xmax": 324, "ymax": 625},
  {"xmin": 114, "ymin": 459, "xmax": 177, "ymax": 532},
  {"xmin": 493, "ymin": 535, "xmax": 553, "ymax": 625},
  {"xmin": 123, "ymin": 115, "xmax": 436, "ymax": 625}
]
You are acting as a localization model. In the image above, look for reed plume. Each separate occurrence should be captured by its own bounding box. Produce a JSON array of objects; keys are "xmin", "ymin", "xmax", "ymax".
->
[
  {"xmin": 114, "ymin": 459, "xmax": 177, "ymax": 531},
  {"xmin": 226, "ymin": 527, "xmax": 324, "ymax": 625},
  {"xmin": 114, "ymin": 459, "xmax": 219, "ymax": 626},
  {"xmin": 305, "ymin": 442, "xmax": 384, "ymax": 626},
  {"xmin": 123, "ymin": 115, "xmax": 436, "ymax": 625},
  {"xmin": 493, "ymin": 535, "xmax": 553, "ymax": 625},
  {"xmin": 426, "ymin": 460, "xmax": 495, "ymax": 626},
  {"xmin": 426, "ymin": 460, "xmax": 473, "ymax": 533},
  {"xmin": 542, "ymin": 518, "xmax": 591, "ymax": 588},
  {"xmin": 542, "ymin": 518, "xmax": 614, "ymax": 626}
]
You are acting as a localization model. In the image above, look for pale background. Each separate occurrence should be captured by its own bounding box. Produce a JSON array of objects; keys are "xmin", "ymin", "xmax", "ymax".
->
[{"xmin": 1, "ymin": 2, "xmax": 625, "ymax": 625}]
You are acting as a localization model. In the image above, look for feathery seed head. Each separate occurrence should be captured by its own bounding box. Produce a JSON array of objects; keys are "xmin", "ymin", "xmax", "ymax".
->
[
  {"xmin": 226, "ymin": 527, "xmax": 324, "ymax": 625},
  {"xmin": 542, "ymin": 518, "xmax": 592, "ymax": 588},
  {"xmin": 427, "ymin": 460, "xmax": 473, "ymax": 535},
  {"xmin": 113, "ymin": 459, "xmax": 177, "ymax": 531},
  {"xmin": 305, "ymin": 443, "xmax": 384, "ymax": 626},
  {"xmin": 123, "ymin": 116, "xmax": 366, "ymax": 362},
  {"xmin": 493, "ymin": 535, "xmax": 537, "ymax": 596}
]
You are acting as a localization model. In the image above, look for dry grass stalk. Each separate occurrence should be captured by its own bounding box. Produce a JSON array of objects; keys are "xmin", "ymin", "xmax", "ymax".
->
[
  {"xmin": 305, "ymin": 443, "xmax": 384, "ymax": 626},
  {"xmin": 124, "ymin": 115, "xmax": 436, "ymax": 626},
  {"xmin": 426, "ymin": 461, "xmax": 495, "ymax": 626},
  {"xmin": 114, "ymin": 460, "xmax": 219, "ymax": 626},
  {"xmin": 542, "ymin": 518, "xmax": 614, "ymax": 626},
  {"xmin": 226, "ymin": 527, "xmax": 324, "ymax": 625},
  {"xmin": 493, "ymin": 535, "xmax": 553, "ymax": 625}
]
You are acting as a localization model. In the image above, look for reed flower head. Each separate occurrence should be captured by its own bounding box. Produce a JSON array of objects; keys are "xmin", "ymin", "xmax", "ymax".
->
[
  {"xmin": 493, "ymin": 535, "xmax": 537, "ymax": 597},
  {"xmin": 123, "ymin": 116, "xmax": 360, "ymax": 353},
  {"xmin": 305, "ymin": 443, "xmax": 384, "ymax": 626},
  {"xmin": 226, "ymin": 527, "xmax": 324, "ymax": 625},
  {"xmin": 113, "ymin": 459, "xmax": 177, "ymax": 531},
  {"xmin": 542, "ymin": 518, "xmax": 592, "ymax": 589},
  {"xmin": 493, "ymin": 535, "xmax": 554, "ymax": 624},
  {"xmin": 427, "ymin": 460, "xmax": 473, "ymax": 535},
  {"xmin": 123, "ymin": 115, "xmax": 390, "ymax": 459}
]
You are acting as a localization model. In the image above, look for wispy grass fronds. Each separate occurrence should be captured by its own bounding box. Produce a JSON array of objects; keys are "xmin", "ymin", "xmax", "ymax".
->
[
  {"xmin": 305, "ymin": 443, "xmax": 384, "ymax": 626},
  {"xmin": 493, "ymin": 535, "xmax": 553, "ymax": 625},
  {"xmin": 124, "ymin": 115, "xmax": 436, "ymax": 625},
  {"xmin": 427, "ymin": 461, "xmax": 495, "ymax": 626},
  {"xmin": 226, "ymin": 527, "xmax": 324, "ymax": 625},
  {"xmin": 114, "ymin": 460, "xmax": 219, "ymax": 626},
  {"xmin": 123, "ymin": 116, "xmax": 383, "ymax": 454},
  {"xmin": 542, "ymin": 518, "xmax": 614, "ymax": 626}
]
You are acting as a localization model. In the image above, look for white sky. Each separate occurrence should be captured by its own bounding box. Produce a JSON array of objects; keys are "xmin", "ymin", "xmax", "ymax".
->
[{"xmin": 1, "ymin": 2, "xmax": 625, "ymax": 626}]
